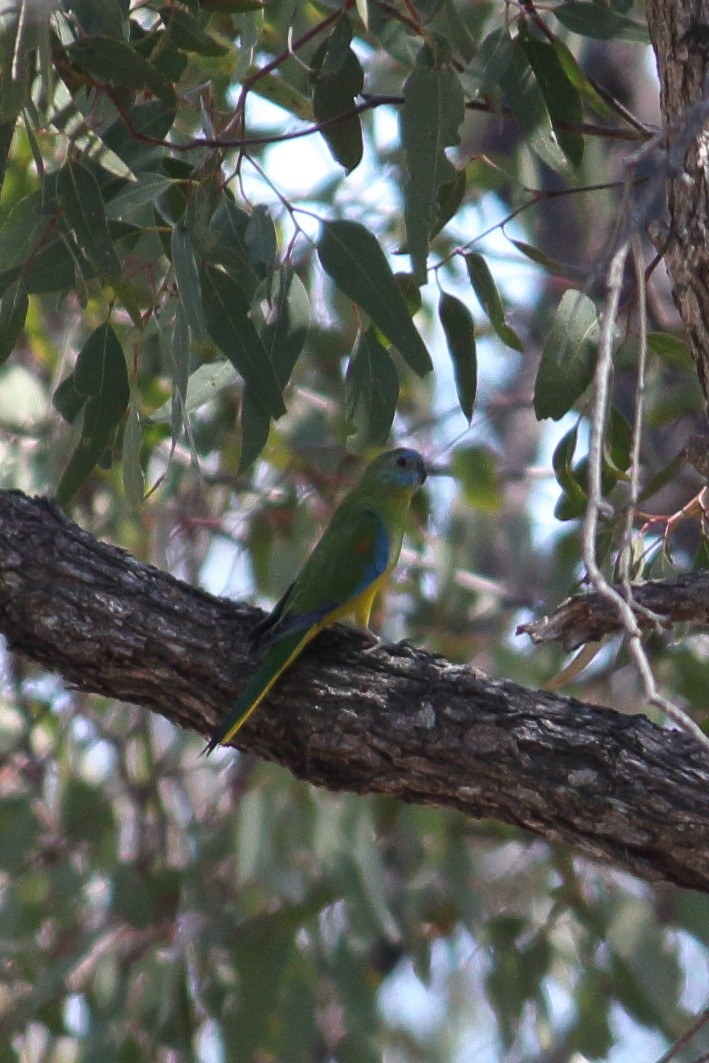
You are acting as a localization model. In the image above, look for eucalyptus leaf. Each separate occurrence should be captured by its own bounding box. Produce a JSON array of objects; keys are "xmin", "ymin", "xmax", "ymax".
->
[
  {"xmin": 318, "ymin": 220, "xmax": 433, "ymax": 375},
  {"xmin": 400, "ymin": 39, "xmax": 465, "ymax": 281}
]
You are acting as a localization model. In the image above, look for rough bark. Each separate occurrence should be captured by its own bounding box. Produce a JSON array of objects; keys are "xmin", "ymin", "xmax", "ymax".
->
[
  {"xmin": 2, "ymin": 489, "xmax": 709, "ymax": 893},
  {"xmin": 518, "ymin": 572, "xmax": 709, "ymax": 649},
  {"xmin": 647, "ymin": 0, "xmax": 709, "ymax": 410}
]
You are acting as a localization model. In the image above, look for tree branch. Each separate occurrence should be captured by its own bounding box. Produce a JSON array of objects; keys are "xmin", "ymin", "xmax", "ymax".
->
[
  {"xmin": 518, "ymin": 572, "xmax": 709, "ymax": 650},
  {"xmin": 3, "ymin": 489, "xmax": 709, "ymax": 893}
]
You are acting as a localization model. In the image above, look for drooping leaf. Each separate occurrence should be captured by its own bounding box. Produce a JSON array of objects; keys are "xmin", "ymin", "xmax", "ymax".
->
[
  {"xmin": 105, "ymin": 173, "xmax": 178, "ymax": 220},
  {"xmin": 0, "ymin": 279, "xmax": 28, "ymax": 366},
  {"xmin": 66, "ymin": 36, "xmax": 176, "ymax": 103},
  {"xmin": 199, "ymin": 264, "xmax": 286, "ymax": 419},
  {"xmin": 553, "ymin": 1, "xmax": 648, "ymax": 41},
  {"xmin": 0, "ymin": 5, "xmax": 37, "ymax": 122},
  {"xmin": 534, "ymin": 290, "xmax": 598, "ymax": 420},
  {"xmin": 97, "ymin": 99, "xmax": 177, "ymax": 170},
  {"xmin": 161, "ymin": 6, "xmax": 229, "ymax": 56},
  {"xmin": 452, "ymin": 445, "xmax": 501, "ymax": 510},
  {"xmin": 56, "ymin": 324, "xmax": 129, "ymax": 504},
  {"xmin": 400, "ymin": 38, "xmax": 465, "ymax": 281},
  {"xmin": 245, "ymin": 205, "xmax": 278, "ymax": 277},
  {"xmin": 438, "ymin": 292, "xmax": 477, "ymax": 422},
  {"xmin": 345, "ymin": 327, "xmax": 399, "ymax": 446},
  {"xmin": 170, "ymin": 220, "xmax": 207, "ymax": 342},
  {"xmin": 122, "ymin": 396, "xmax": 144, "ymax": 509},
  {"xmin": 464, "ymin": 26, "xmax": 514, "ymax": 90},
  {"xmin": 520, "ymin": 29, "xmax": 584, "ymax": 169},
  {"xmin": 309, "ymin": 18, "xmax": 364, "ymax": 173},
  {"xmin": 465, "ymin": 252, "xmax": 522, "ymax": 351},
  {"xmin": 239, "ymin": 270, "xmax": 311, "ymax": 471},
  {"xmin": 148, "ymin": 359, "xmax": 238, "ymax": 424},
  {"xmin": 57, "ymin": 159, "xmax": 121, "ymax": 278},
  {"xmin": 244, "ymin": 68, "xmax": 313, "ymax": 121},
  {"xmin": 317, "ymin": 220, "xmax": 433, "ymax": 375},
  {"xmin": 0, "ymin": 191, "xmax": 56, "ymax": 272},
  {"xmin": 552, "ymin": 422, "xmax": 588, "ymax": 520},
  {"xmin": 499, "ymin": 39, "xmax": 571, "ymax": 175}
]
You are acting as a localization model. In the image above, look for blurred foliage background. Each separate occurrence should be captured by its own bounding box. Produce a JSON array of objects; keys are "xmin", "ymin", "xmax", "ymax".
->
[{"xmin": 1, "ymin": 0, "xmax": 709, "ymax": 1060}]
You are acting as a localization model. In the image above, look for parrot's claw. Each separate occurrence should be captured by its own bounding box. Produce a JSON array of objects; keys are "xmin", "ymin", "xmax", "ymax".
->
[{"xmin": 363, "ymin": 636, "xmax": 417, "ymax": 658}]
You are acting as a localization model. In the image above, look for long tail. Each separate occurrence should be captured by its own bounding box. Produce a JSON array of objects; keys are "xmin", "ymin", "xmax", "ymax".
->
[{"xmin": 202, "ymin": 628, "xmax": 315, "ymax": 755}]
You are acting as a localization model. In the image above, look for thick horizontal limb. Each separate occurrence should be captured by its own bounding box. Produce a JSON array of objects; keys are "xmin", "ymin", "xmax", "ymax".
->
[{"xmin": 2, "ymin": 489, "xmax": 709, "ymax": 892}]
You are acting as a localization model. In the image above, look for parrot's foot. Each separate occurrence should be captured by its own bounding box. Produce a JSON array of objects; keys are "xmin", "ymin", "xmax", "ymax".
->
[{"xmin": 363, "ymin": 636, "xmax": 418, "ymax": 658}]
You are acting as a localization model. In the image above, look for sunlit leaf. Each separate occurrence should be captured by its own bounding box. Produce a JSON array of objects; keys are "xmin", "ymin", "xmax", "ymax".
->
[
  {"xmin": 318, "ymin": 220, "xmax": 433, "ymax": 375},
  {"xmin": 122, "ymin": 396, "xmax": 144, "ymax": 509},
  {"xmin": 400, "ymin": 38, "xmax": 465, "ymax": 281}
]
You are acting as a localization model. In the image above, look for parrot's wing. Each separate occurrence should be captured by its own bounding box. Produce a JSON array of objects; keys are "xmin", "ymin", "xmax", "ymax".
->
[
  {"xmin": 249, "ymin": 579, "xmax": 295, "ymax": 649},
  {"xmin": 255, "ymin": 508, "xmax": 390, "ymax": 648}
]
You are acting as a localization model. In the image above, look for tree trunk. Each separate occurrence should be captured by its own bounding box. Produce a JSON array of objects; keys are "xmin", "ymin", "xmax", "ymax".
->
[{"xmin": 647, "ymin": 0, "xmax": 709, "ymax": 412}]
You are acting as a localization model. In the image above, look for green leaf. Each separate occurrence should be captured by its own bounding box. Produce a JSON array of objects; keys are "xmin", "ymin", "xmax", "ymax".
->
[
  {"xmin": 552, "ymin": 423, "xmax": 587, "ymax": 520},
  {"xmin": 345, "ymin": 326, "xmax": 400, "ymax": 447},
  {"xmin": 56, "ymin": 324, "xmax": 129, "ymax": 504},
  {"xmin": 171, "ymin": 220, "xmax": 207, "ymax": 341},
  {"xmin": 199, "ymin": 264, "xmax": 286, "ymax": 419},
  {"xmin": 647, "ymin": 331, "xmax": 691, "ymax": 368},
  {"xmin": 438, "ymin": 292, "xmax": 477, "ymax": 422},
  {"xmin": 534, "ymin": 290, "xmax": 598, "ymax": 420},
  {"xmin": 310, "ymin": 18, "xmax": 364, "ymax": 173},
  {"xmin": 0, "ymin": 6, "xmax": 36, "ymax": 122},
  {"xmin": 552, "ymin": 36, "xmax": 618, "ymax": 120},
  {"xmin": 452, "ymin": 445, "xmax": 501, "ymax": 510},
  {"xmin": 317, "ymin": 219, "xmax": 433, "ymax": 375},
  {"xmin": 509, "ymin": 238, "xmax": 563, "ymax": 273},
  {"xmin": 553, "ymin": 2, "xmax": 648, "ymax": 41},
  {"xmin": 499, "ymin": 40, "xmax": 571, "ymax": 174},
  {"xmin": 162, "ymin": 6, "xmax": 229, "ymax": 56},
  {"xmin": 520, "ymin": 30, "xmax": 584, "ymax": 168},
  {"xmin": 105, "ymin": 173, "xmax": 178, "ymax": 220},
  {"xmin": 0, "ymin": 279, "xmax": 28, "ymax": 366},
  {"xmin": 122, "ymin": 396, "xmax": 144, "ymax": 509},
  {"xmin": 400, "ymin": 39, "xmax": 465, "ymax": 281},
  {"xmin": 53, "ymin": 373, "xmax": 85, "ymax": 424},
  {"xmin": 465, "ymin": 252, "xmax": 523, "ymax": 351},
  {"xmin": 465, "ymin": 27, "xmax": 514, "ymax": 89},
  {"xmin": 0, "ymin": 191, "xmax": 55, "ymax": 271},
  {"xmin": 57, "ymin": 159, "xmax": 121, "ymax": 278},
  {"xmin": 66, "ymin": 36, "xmax": 177, "ymax": 102},
  {"xmin": 245, "ymin": 205, "xmax": 277, "ymax": 277},
  {"xmin": 97, "ymin": 99, "xmax": 177, "ymax": 170},
  {"xmin": 148, "ymin": 359, "xmax": 238, "ymax": 424},
  {"xmin": 245, "ymin": 68, "xmax": 314, "ymax": 121}
]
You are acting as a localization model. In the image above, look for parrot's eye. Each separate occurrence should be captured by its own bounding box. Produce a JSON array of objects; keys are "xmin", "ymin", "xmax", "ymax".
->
[{"xmin": 396, "ymin": 455, "xmax": 408, "ymax": 467}]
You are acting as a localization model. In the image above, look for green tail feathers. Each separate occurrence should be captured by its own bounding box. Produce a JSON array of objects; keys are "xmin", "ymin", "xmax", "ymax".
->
[{"xmin": 203, "ymin": 630, "xmax": 311, "ymax": 755}]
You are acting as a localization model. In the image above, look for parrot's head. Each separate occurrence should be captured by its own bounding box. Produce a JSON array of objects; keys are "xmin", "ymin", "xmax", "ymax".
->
[{"xmin": 363, "ymin": 448, "xmax": 427, "ymax": 491}]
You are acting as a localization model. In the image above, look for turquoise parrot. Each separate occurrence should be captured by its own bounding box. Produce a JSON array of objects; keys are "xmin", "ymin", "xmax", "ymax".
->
[{"xmin": 204, "ymin": 448, "xmax": 427, "ymax": 753}]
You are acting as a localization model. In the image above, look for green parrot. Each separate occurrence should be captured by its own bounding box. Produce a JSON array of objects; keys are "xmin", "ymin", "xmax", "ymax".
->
[{"xmin": 204, "ymin": 447, "xmax": 427, "ymax": 753}]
